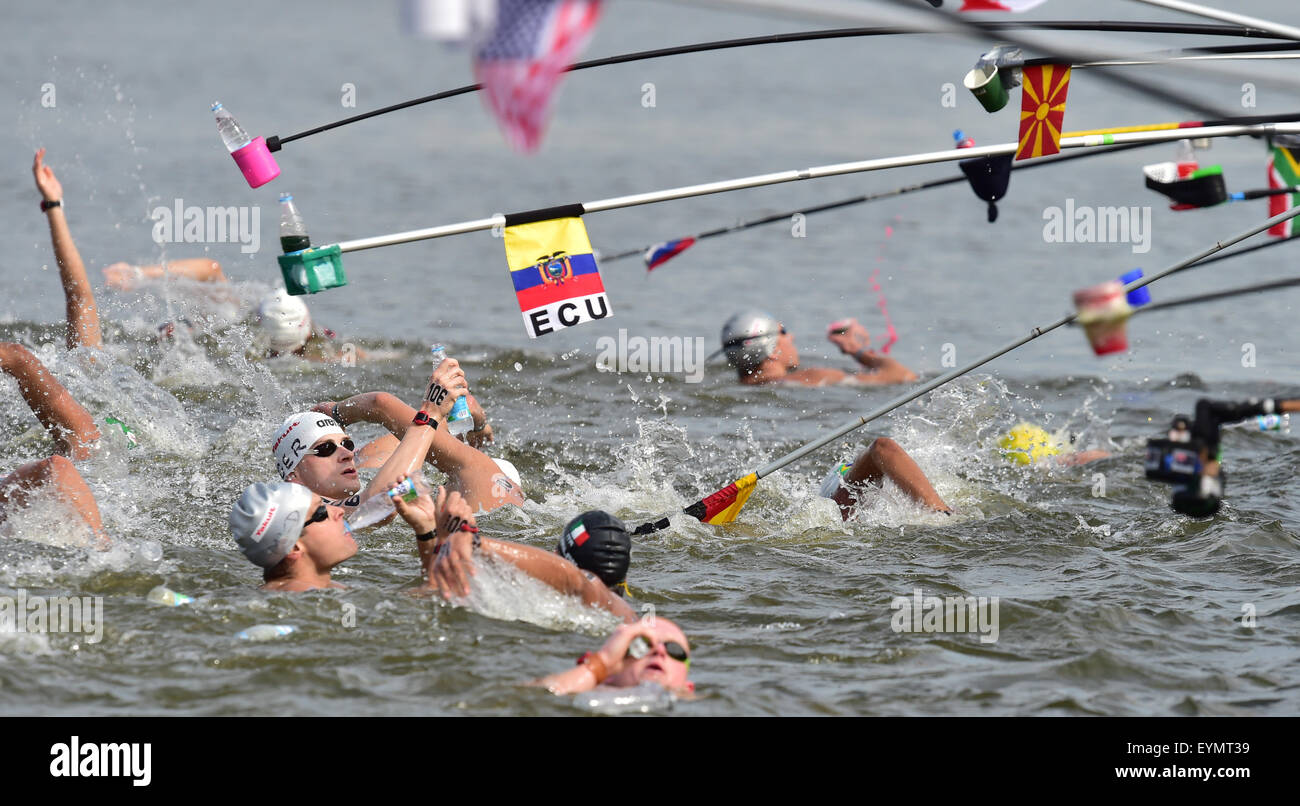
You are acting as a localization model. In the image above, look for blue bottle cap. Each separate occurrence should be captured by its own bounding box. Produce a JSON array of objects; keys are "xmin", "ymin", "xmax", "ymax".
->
[{"xmin": 1120, "ymin": 268, "xmax": 1151, "ymax": 307}]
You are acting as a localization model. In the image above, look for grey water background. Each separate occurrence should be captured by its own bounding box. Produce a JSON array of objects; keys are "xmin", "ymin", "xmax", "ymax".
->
[{"xmin": 0, "ymin": 0, "xmax": 1297, "ymax": 715}]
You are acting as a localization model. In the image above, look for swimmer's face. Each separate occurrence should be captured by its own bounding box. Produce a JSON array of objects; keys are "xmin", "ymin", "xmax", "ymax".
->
[
  {"xmin": 297, "ymin": 494, "xmax": 357, "ymax": 566},
  {"xmin": 613, "ymin": 619, "xmax": 691, "ymax": 691},
  {"xmin": 287, "ymin": 435, "xmax": 361, "ymax": 500},
  {"xmin": 772, "ymin": 325, "xmax": 798, "ymax": 369}
]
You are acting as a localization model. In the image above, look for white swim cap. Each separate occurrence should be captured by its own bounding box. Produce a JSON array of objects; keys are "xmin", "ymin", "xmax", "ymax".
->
[
  {"xmin": 819, "ymin": 460, "xmax": 852, "ymax": 498},
  {"xmin": 272, "ymin": 411, "xmax": 347, "ymax": 479},
  {"xmin": 493, "ymin": 458, "xmax": 523, "ymax": 488},
  {"xmin": 257, "ymin": 289, "xmax": 312, "ymax": 353},
  {"xmin": 721, "ymin": 309, "xmax": 781, "ymax": 372},
  {"xmin": 229, "ymin": 481, "xmax": 315, "ymax": 568}
]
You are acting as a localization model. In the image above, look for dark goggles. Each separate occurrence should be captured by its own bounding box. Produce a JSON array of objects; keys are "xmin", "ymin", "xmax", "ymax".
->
[
  {"xmin": 309, "ymin": 438, "xmax": 355, "ymax": 459},
  {"xmin": 303, "ymin": 503, "xmax": 329, "ymax": 528},
  {"xmin": 627, "ymin": 636, "xmax": 690, "ymax": 664}
]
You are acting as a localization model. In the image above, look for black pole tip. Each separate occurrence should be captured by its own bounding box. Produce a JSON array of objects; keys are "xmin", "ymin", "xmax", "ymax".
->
[
  {"xmin": 987, "ymin": 202, "xmax": 999, "ymax": 223},
  {"xmin": 266, "ymin": 135, "xmax": 281, "ymax": 153}
]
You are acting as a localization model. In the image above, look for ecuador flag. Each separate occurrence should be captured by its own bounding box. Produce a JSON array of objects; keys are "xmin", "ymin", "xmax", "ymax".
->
[
  {"xmin": 1268, "ymin": 142, "xmax": 1300, "ymax": 238},
  {"xmin": 1016, "ymin": 64, "xmax": 1071, "ymax": 161},
  {"xmin": 504, "ymin": 216, "xmax": 612, "ymax": 338}
]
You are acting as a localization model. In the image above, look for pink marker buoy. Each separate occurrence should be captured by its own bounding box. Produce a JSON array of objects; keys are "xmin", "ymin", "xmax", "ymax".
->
[{"xmin": 1073, "ymin": 281, "xmax": 1133, "ymax": 356}]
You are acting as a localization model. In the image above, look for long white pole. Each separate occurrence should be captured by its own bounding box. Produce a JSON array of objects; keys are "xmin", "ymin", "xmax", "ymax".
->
[
  {"xmin": 1126, "ymin": 0, "xmax": 1300, "ymax": 42},
  {"xmin": 335, "ymin": 121, "xmax": 1300, "ymax": 254}
]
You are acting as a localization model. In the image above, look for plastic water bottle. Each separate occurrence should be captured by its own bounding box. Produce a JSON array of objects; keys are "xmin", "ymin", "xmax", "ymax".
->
[
  {"xmin": 211, "ymin": 102, "xmax": 253, "ymax": 153},
  {"xmin": 236, "ymin": 624, "xmax": 296, "ymax": 641},
  {"xmin": 431, "ymin": 345, "xmax": 473, "ymax": 436},
  {"xmin": 346, "ymin": 475, "xmax": 432, "ymax": 531},
  {"xmin": 1174, "ymin": 138, "xmax": 1198, "ymax": 178},
  {"xmin": 279, "ymin": 193, "xmax": 311, "ymax": 253},
  {"xmin": 953, "ymin": 130, "xmax": 976, "ymax": 149},
  {"xmin": 1255, "ymin": 413, "xmax": 1290, "ymax": 433},
  {"xmin": 146, "ymin": 585, "xmax": 193, "ymax": 607}
]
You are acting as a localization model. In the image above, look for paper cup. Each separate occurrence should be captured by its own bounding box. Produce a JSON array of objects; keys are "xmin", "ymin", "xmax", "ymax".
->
[
  {"xmin": 231, "ymin": 136, "xmax": 280, "ymax": 188},
  {"xmin": 1074, "ymin": 281, "xmax": 1133, "ymax": 356},
  {"xmin": 964, "ymin": 64, "xmax": 1008, "ymax": 113}
]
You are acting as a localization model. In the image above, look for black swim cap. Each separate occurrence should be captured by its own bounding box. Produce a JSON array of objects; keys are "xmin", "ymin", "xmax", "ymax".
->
[{"xmin": 558, "ymin": 511, "xmax": 631, "ymax": 588}]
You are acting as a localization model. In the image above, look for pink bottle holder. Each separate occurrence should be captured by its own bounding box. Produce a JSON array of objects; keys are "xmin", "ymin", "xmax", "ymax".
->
[{"xmin": 231, "ymin": 136, "xmax": 280, "ymax": 188}]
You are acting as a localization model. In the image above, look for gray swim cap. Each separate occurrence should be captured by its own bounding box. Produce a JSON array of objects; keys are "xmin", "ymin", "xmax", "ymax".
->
[
  {"xmin": 229, "ymin": 482, "xmax": 314, "ymax": 568},
  {"xmin": 721, "ymin": 310, "xmax": 781, "ymax": 372}
]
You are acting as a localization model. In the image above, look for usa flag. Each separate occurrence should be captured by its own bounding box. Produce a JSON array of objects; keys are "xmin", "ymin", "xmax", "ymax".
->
[{"xmin": 474, "ymin": 0, "xmax": 603, "ymax": 152}]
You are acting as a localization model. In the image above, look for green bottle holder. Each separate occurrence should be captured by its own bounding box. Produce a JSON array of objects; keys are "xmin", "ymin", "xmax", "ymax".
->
[{"xmin": 277, "ymin": 244, "xmax": 347, "ymax": 295}]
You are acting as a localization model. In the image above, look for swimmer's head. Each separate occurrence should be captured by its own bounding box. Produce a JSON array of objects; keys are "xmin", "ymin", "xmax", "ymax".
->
[
  {"xmin": 229, "ymin": 481, "xmax": 314, "ymax": 568},
  {"xmin": 257, "ymin": 289, "xmax": 311, "ymax": 354},
  {"xmin": 721, "ymin": 310, "xmax": 782, "ymax": 374},
  {"xmin": 998, "ymin": 422, "xmax": 1063, "ymax": 465},
  {"xmin": 558, "ymin": 510, "xmax": 631, "ymax": 589},
  {"xmin": 610, "ymin": 617, "xmax": 693, "ymax": 692}
]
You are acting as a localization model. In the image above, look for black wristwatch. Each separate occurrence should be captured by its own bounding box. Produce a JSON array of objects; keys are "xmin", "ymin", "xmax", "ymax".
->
[
  {"xmin": 416, "ymin": 531, "xmax": 437, "ymax": 542},
  {"xmin": 412, "ymin": 410, "xmax": 439, "ymax": 429},
  {"xmin": 40, "ymin": 199, "xmax": 61, "ymax": 213}
]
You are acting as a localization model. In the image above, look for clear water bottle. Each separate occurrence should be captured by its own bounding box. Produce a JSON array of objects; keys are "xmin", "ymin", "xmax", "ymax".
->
[
  {"xmin": 346, "ymin": 475, "xmax": 431, "ymax": 531},
  {"xmin": 431, "ymin": 345, "xmax": 473, "ymax": 436},
  {"xmin": 146, "ymin": 585, "xmax": 194, "ymax": 607},
  {"xmin": 211, "ymin": 102, "xmax": 252, "ymax": 153},
  {"xmin": 279, "ymin": 193, "xmax": 311, "ymax": 253},
  {"xmin": 236, "ymin": 624, "xmax": 296, "ymax": 641}
]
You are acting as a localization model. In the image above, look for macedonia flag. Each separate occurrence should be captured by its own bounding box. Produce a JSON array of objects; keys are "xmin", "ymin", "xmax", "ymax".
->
[{"xmin": 1016, "ymin": 64, "xmax": 1071, "ymax": 161}]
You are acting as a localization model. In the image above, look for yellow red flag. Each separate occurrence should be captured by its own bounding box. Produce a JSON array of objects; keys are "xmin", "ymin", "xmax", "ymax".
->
[{"xmin": 1016, "ymin": 64, "xmax": 1071, "ymax": 161}]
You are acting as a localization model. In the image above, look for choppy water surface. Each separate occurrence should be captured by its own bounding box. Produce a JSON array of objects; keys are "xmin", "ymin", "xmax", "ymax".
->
[{"xmin": 1, "ymin": 1, "xmax": 1298, "ymax": 715}]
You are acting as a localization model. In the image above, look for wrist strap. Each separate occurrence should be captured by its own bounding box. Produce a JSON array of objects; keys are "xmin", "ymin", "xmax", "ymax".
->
[
  {"xmin": 416, "ymin": 531, "xmax": 437, "ymax": 542},
  {"xmin": 412, "ymin": 410, "xmax": 439, "ymax": 429},
  {"xmin": 331, "ymin": 402, "xmax": 344, "ymax": 426},
  {"xmin": 40, "ymin": 199, "xmax": 61, "ymax": 213},
  {"xmin": 577, "ymin": 652, "xmax": 608, "ymax": 684}
]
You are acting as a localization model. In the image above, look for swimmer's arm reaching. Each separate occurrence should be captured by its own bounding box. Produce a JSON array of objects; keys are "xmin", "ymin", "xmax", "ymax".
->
[
  {"xmin": 390, "ymin": 482, "xmax": 634, "ymax": 621},
  {"xmin": 0, "ymin": 342, "xmax": 100, "ymax": 460},
  {"xmin": 34, "ymin": 149, "xmax": 101, "ymax": 351},
  {"xmin": 827, "ymin": 318, "xmax": 917, "ymax": 384},
  {"xmin": 103, "ymin": 258, "xmax": 226, "ymax": 290},
  {"xmin": 529, "ymin": 622, "xmax": 653, "ymax": 694},
  {"xmin": 356, "ymin": 359, "xmax": 467, "ymax": 503}
]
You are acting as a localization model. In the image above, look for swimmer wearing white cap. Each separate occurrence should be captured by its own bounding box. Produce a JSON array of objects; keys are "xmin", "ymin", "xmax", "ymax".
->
[
  {"xmin": 273, "ymin": 356, "xmax": 523, "ymax": 520},
  {"xmin": 307, "ymin": 383, "xmax": 524, "ymax": 515},
  {"xmin": 256, "ymin": 289, "xmax": 362, "ymax": 362},
  {"xmin": 720, "ymin": 310, "xmax": 917, "ymax": 386},
  {"xmin": 229, "ymin": 481, "xmax": 356, "ymax": 591}
]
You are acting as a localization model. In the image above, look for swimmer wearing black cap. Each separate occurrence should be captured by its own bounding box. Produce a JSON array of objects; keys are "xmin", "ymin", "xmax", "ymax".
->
[{"xmin": 721, "ymin": 310, "xmax": 917, "ymax": 386}]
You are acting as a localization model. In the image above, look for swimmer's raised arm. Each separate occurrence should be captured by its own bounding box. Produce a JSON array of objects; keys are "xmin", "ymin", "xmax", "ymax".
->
[
  {"xmin": 827, "ymin": 319, "xmax": 916, "ymax": 385},
  {"xmin": 530, "ymin": 622, "xmax": 655, "ymax": 695},
  {"xmin": 34, "ymin": 149, "xmax": 101, "ymax": 350},
  {"xmin": 0, "ymin": 342, "xmax": 100, "ymax": 460}
]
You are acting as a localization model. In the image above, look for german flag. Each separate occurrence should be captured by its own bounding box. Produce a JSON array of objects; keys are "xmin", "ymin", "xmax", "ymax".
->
[
  {"xmin": 1016, "ymin": 65, "xmax": 1071, "ymax": 161},
  {"xmin": 683, "ymin": 473, "xmax": 757, "ymax": 525}
]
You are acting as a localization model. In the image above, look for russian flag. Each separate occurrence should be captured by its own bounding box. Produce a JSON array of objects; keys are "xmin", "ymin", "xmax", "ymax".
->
[{"xmin": 643, "ymin": 237, "xmax": 696, "ymax": 271}]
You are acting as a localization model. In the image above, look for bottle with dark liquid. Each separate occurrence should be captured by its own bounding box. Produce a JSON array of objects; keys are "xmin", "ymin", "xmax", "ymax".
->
[{"xmin": 279, "ymin": 192, "xmax": 310, "ymax": 253}]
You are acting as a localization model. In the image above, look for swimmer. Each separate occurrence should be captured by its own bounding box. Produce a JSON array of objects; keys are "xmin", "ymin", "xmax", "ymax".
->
[
  {"xmin": 256, "ymin": 289, "xmax": 361, "ymax": 362},
  {"xmin": 532, "ymin": 618, "xmax": 693, "ymax": 695},
  {"xmin": 271, "ymin": 357, "xmax": 479, "ymax": 518},
  {"xmin": 998, "ymin": 422, "xmax": 1110, "ymax": 467},
  {"xmin": 721, "ymin": 310, "xmax": 917, "ymax": 386},
  {"xmin": 0, "ymin": 342, "xmax": 105, "ymax": 540},
  {"xmin": 34, "ymin": 149, "xmax": 101, "ymax": 351},
  {"xmin": 820, "ymin": 437, "xmax": 950, "ymax": 519},
  {"xmin": 388, "ymin": 479, "xmax": 635, "ymax": 620}
]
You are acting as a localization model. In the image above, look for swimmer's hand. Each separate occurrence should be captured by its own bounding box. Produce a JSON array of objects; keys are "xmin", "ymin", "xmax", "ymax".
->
[
  {"xmin": 425, "ymin": 357, "xmax": 469, "ymax": 421},
  {"xmin": 592, "ymin": 622, "xmax": 657, "ymax": 681},
  {"xmin": 433, "ymin": 488, "xmax": 478, "ymax": 598},
  {"xmin": 827, "ymin": 318, "xmax": 870, "ymax": 355},
  {"xmin": 33, "ymin": 148, "xmax": 63, "ymax": 203},
  {"xmin": 389, "ymin": 473, "xmax": 438, "ymax": 532}
]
